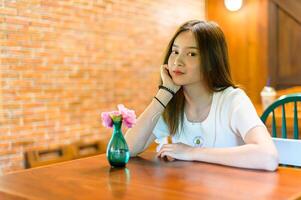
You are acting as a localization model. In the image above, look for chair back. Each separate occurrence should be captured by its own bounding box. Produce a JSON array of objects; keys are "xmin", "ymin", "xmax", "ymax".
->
[
  {"xmin": 71, "ymin": 140, "xmax": 107, "ymax": 159},
  {"xmin": 24, "ymin": 145, "xmax": 74, "ymax": 168},
  {"xmin": 261, "ymin": 93, "xmax": 301, "ymax": 139}
]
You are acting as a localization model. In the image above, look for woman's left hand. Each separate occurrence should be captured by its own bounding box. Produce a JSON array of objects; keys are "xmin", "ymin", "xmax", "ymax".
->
[{"xmin": 157, "ymin": 143, "xmax": 194, "ymax": 161}]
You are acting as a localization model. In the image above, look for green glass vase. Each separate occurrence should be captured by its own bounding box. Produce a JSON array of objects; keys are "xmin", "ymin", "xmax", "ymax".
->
[{"xmin": 106, "ymin": 120, "xmax": 130, "ymax": 167}]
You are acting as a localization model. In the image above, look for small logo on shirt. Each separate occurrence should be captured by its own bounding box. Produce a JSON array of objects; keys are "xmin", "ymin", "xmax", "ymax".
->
[{"xmin": 193, "ymin": 136, "xmax": 204, "ymax": 147}]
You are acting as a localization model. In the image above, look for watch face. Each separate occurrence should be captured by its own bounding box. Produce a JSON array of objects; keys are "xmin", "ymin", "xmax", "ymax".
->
[{"xmin": 193, "ymin": 136, "xmax": 204, "ymax": 147}]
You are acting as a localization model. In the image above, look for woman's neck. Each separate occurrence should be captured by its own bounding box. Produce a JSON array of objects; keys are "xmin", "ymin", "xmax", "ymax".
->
[{"xmin": 183, "ymin": 83, "xmax": 213, "ymax": 113}]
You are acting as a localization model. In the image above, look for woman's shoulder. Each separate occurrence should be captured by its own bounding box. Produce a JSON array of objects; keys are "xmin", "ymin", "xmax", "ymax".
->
[
  {"xmin": 213, "ymin": 87, "xmax": 252, "ymax": 113},
  {"xmin": 215, "ymin": 86, "xmax": 247, "ymax": 101}
]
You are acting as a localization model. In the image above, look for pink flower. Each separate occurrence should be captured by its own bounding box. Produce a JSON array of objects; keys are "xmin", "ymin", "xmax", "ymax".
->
[
  {"xmin": 118, "ymin": 104, "xmax": 136, "ymax": 128},
  {"xmin": 101, "ymin": 104, "xmax": 136, "ymax": 128},
  {"xmin": 101, "ymin": 112, "xmax": 113, "ymax": 128}
]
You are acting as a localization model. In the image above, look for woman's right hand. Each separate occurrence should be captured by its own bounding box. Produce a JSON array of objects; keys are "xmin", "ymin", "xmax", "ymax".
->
[{"xmin": 160, "ymin": 64, "xmax": 181, "ymax": 93}]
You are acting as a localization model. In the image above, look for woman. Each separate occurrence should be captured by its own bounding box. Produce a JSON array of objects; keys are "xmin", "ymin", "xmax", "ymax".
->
[{"xmin": 125, "ymin": 20, "xmax": 278, "ymax": 171}]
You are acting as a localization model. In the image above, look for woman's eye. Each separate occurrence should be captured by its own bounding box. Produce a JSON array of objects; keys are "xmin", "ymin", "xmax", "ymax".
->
[
  {"xmin": 171, "ymin": 50, "xmax": 178, "ymax": 54},
  {"xmin": 188, "ymin": 52, "xmax": 197, "ymax": 56}
]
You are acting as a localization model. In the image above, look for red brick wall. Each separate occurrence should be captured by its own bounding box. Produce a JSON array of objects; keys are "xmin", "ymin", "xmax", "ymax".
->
[{"xmin": 0, "ymin": 0, "xmax": 205, "ymax": 174}]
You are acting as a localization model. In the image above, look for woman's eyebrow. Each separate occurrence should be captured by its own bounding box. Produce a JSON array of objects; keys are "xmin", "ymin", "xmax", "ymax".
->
[{"xmin": 172, "ymin": 44, "xmax": 199, "ymax": 49}]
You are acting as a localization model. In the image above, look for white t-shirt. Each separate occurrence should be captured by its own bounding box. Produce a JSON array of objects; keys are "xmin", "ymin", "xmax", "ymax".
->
[{"xmin": 153, "ymin": 87, "xmax": 265, "ymax": 151}]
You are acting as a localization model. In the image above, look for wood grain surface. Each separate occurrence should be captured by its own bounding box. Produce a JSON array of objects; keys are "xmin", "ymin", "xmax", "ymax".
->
[{"xmin": 0, "ymin": 152, "xmax": 301, "ymax": 200}]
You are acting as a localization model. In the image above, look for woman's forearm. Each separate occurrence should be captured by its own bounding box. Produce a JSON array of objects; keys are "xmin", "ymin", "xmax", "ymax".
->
[
  {"xmin": 125, "ymin": 90, "xmax": 172, "ymax": 156},
  {"xmin": 191, "ymin": 144, "xmax": 279, "ymax": 171}
]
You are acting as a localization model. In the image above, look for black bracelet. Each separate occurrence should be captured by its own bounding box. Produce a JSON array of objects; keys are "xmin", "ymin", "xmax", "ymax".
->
[
  {"xmin": 154, "ymin": 96, "xmax": 166, "ymax": 109},
  {"xmin": 159, "ymin": 85, "xmax": 176, "ymax": 96}
]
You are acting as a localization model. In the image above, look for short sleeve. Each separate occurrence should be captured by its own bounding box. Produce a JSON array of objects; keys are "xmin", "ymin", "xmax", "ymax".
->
[
  {"xmin": 152, "ymin": 115, "xmax": 170, "ymax": 139},
  {"xmin": 152, "ymin": 115, "xmax": 170, "ymax": 152},
  {"xmin": 229, "ymin": 90, "xmax": 265, "ymax": 139}
]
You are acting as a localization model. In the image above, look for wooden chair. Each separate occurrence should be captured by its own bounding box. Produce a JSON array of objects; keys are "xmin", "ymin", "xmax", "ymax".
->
[
  {"xmin": 25, "ymin": 138, "xmax": 109, "ymax": 168},
  {"xmin": 71, "ymin": 140, "xmax": 107, "ymax": 159},
  {"xmin": 24, "ymin": 145, "xmax": 74, "ymax": 168},
  {"xmin": 261, "ymin": 93, "xmax": 301, "ymax": 139}
]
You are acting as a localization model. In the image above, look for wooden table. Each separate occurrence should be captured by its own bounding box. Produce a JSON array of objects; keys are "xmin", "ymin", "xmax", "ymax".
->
[{"xmin": 0, "ymin": 152, "xmax": 301, "ymax": 200}]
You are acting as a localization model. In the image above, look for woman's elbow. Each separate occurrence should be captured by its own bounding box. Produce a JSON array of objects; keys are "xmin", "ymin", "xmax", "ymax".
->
[{"xmin": 263, "ymin": 151, "xmax": 279, "ymax": 171}]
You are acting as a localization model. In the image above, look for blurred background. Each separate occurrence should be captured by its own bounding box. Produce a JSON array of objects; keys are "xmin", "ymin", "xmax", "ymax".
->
[{"xmin": 0, "ymin": 0, "xmax": 300, "ymax": 174}]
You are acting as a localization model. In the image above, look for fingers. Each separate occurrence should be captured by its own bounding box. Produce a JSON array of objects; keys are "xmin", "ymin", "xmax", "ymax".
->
[
  {"xmin": 157, "ymin": 144, "xmax": 175, "ymax": 161},
  {"xmin": 162, "ymin": 64, "xmax": 169, "ymax": 70},
  {"xmin": 161, "ymin": 64, "xmax": 168, "ymax": 70},
  {"xmin": 157, "ymin": 150, "xmax": 175, "ymax": 162},
  {"xmin": 162, "ymin": 155, "xmax": 175, "ymax": 162},
  {"xmin": 157, "ymin": 148, "xmax": 172, "ymax": 158},
  {"xmin": 161, "ymin": 144, "xmax": 173, "ymax": 148},
  {"xmin": 157, "ymin": 144, "xmax": 173, "ymax": 155},
  {"xmin": 160, "ymin": 64, "xmax": 181, "ymax": 93},
  {"xmin": 160, "ymin": 64, "xmax": 170, "ymax": 78}
]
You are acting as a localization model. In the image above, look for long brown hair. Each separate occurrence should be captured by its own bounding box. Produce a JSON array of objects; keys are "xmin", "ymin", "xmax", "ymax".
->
[{"xmin": 161, "ymin": 20, "xmax": 236, "ymax": 136}]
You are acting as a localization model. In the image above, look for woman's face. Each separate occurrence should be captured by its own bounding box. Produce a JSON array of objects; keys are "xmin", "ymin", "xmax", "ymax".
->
[{"xmin": 167, "ymin": 31, "xmax": 203, "ymax": 86}]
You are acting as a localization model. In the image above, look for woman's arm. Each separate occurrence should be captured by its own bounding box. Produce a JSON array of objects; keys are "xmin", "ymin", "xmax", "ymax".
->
[
  {"xmin": 125, "ymin": 65, "xmax": 180, "ymax": 157},
  {"xmin": 157, "ymin": 126, "xmax": 279, "ymax": 171},
  {"xmin": 125, "ymin": 89, "xmax": 172, "ymax": 156}
]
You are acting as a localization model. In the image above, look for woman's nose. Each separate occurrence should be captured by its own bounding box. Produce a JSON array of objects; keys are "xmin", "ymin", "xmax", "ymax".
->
[{"xmin": 174, "ymin": 54, "xmax": 184, "ymax": 67}]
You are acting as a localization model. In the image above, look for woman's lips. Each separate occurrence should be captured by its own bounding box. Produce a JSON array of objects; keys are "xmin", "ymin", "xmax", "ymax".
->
[{"xmin": 173, "ymin": 71, "xmax": 184, "ymax": 75}]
